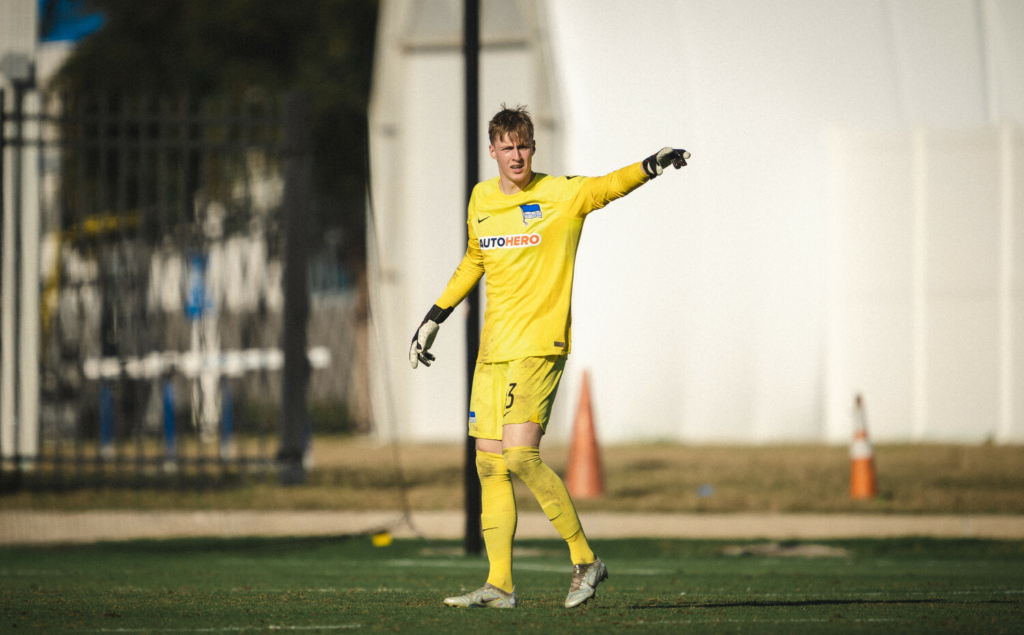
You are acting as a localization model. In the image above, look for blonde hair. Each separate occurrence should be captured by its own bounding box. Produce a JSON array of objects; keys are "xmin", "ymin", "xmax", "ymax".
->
[{"xmin": 488, "ymin": 103, "xmax": 534, "ymax": 145}]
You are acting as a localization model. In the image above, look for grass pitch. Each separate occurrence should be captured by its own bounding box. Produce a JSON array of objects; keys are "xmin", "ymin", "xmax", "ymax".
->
[{"xmin": 3, "ymin": 536, "xmax": 1022, "ymax": 634}]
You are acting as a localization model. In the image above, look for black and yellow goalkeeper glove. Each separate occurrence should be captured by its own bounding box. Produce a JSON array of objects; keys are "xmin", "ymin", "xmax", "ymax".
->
[
  {"xmin": 642, "ymin": 147, "xmax": 690, "ymax": 178},
  {"xmin": 409, "ymin": 304, "xmax": 453, "ymax": 369}
]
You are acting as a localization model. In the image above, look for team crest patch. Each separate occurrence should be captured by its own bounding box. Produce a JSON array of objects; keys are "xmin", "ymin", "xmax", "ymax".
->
[
  {"xmin": 469, "ymin": 411, "xmax": 477, "ymax": 424},
  {"xmin": 520, "ymin": 203, "xmax": 542, "ymax": 225}
]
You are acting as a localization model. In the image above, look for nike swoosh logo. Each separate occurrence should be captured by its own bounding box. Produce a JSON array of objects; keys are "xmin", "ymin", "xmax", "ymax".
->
[{"xmin": 478, "ymin": 216, "xmax": 492, "ymax": 223}]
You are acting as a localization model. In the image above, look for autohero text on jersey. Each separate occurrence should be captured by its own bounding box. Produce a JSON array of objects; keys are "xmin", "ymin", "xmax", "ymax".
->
[{"xmin": 479, "ymin": 233, "xmax": 543, "ymax": 250}]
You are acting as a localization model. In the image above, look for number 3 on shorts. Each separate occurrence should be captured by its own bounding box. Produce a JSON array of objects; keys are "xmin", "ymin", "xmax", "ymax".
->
[{"xmin": 505, "ymin": 383, "xmax": 517, "ymax": 410}]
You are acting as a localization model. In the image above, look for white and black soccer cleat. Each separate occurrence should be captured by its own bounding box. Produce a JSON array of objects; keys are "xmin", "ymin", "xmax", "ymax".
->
[
  {"xmin": 444, "ymin": 583, "xmax": 518, "ymax": 609},
  {"xmin": 564, "ymin": 557, "xmax": 609, "ymax": 608}
]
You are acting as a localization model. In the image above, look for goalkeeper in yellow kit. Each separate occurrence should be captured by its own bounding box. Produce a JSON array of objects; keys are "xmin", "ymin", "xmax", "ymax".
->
[{"xmin": 409, "ymin": 105, "xmax": 689, "ymax": 609}]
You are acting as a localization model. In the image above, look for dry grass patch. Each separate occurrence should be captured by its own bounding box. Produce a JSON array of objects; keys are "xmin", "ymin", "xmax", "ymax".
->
[{"xmin": 3, "ymin": 438, "xmax": 1022, "ymax": 513}]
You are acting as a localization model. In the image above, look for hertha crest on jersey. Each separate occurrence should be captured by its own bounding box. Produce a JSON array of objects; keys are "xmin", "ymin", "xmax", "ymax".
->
[{"xmin": 520, "ymin": 203, "xmax": 542, "ymax": 225}]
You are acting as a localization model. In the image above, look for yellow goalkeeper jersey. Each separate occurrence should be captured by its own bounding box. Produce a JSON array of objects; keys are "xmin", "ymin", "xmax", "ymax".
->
[{"xmin": 435, "ymin": 162, "xmax": 649, "ymax": 363}]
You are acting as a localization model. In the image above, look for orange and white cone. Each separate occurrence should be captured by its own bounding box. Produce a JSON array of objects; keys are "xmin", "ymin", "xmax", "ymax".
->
[
  {"xmin": 565, "ymin": 370, "xmax": 604, "ymax": 499},
  {"xmin": 850, "ymin": 394, "xmax": 879, "ymax": 500}
]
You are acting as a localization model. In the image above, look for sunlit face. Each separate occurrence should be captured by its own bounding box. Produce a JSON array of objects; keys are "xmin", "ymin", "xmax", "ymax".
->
[{"xmin": 489, "ymin": 133, "xmax": 536, "ymax": 191}]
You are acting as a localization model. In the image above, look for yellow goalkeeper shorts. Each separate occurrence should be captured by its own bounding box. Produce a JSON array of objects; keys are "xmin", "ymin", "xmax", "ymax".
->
[{"xmin": 468, "ymin": 355, "xmax": 567, "ymax": 440}]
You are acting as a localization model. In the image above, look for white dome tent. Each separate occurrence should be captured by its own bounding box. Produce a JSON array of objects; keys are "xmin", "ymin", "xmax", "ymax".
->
[{"xmin": 368, "ymin": 0, "xmax": 1024, "ymax": 445}]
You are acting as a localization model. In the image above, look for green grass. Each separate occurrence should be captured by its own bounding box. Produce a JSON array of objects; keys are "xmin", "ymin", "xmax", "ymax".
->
[{"xmin": 3, "ymin": 537, "xmax": 1023, "ymax": 634}]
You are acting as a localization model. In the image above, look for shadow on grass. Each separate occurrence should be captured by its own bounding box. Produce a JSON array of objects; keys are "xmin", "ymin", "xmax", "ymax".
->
[{"xmin": 630, "ymin": 598, "xmax": 1017, "ymax": 609}]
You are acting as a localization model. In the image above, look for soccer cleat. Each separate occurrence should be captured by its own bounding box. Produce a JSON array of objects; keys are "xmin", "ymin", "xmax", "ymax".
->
[
  {"xmin": 564, "ymin": 556, "xmax": 608, "ymax": 608},
  {"xmin": 443, "ymin": 583, "xmax": 517, "ymax": 609}
]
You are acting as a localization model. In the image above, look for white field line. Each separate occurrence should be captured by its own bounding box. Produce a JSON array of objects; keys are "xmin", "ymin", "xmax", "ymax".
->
[
  {"xmin": 386, "ymin": 559, "xmax": 666, "ymax": 575},
  {"xmin": 33, "ymin": 585, "xmax": 412, "ymax": 595},
  {"xmin": 90, "ymin": 626, "xmax": 361, "ymax": 633},
  {"xmin": 97, "ymin": 585, "xmax": 1023, "ymax": 597},
  {"xmin": 634, "ymin": 619, "xmax": 896, "ymax": 625},
  {"xmin": 227, "ymin": 588, "xmax": 413, "ymax": 594},
  {"xmin": 685, "ymin": 589, "xmax": 1024, "ymax": 597},
  {"xmin": 99, "ymin": 586, "xmax": 404, "ymax": 595}
]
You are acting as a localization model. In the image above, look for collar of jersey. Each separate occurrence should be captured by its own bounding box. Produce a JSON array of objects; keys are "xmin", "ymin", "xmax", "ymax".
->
[{"xmin": 494, "ymin": 172, "xmax": 544, "ymax": 198}]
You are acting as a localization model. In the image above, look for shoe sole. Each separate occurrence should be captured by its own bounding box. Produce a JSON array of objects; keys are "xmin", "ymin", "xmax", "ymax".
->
[{"xmin": 444, "ymin": 601, "xmax": 516, "ymax": 609}]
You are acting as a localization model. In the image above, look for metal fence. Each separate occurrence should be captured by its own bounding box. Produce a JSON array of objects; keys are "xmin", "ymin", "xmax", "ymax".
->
[{"xmin": 0, "ymin": 88, "xmax": 344, "ymax": 491}]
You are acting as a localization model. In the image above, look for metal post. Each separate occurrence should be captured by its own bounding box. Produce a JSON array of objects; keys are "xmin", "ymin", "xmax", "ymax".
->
[
  {"xmin": 463, "ymin": 0, "xmax": 483, "ymax": 556},
  {"xmin": 10, "ymin": 83, "xmax": 24, "ymax": 472},
  {"xmin": 0, "ymin": 87, "xmax": 11, "ymax": 472},
  {"xmin": 1, "ymin": 53, "xmax": 36, "ymax": 480},
  {"xmin": 279, "ymin": 92, "xmax": 312, "ymax": 485},
  {"xmin": 17, "ymin": 82, "xmax": 40, "ymax": 467},
  {"xmin": 0, "ymin": 88, "xmax": 10, "ymax": 469}
]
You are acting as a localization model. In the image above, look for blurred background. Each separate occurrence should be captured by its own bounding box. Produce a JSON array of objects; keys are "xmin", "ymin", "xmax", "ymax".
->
[
  {"xmin": 2, "ymin": 0, "xmax": 376, "ymax": 488},
  {"xmin": 1, "ymin": 0, "xmax": 1022, "ymax": 500}
]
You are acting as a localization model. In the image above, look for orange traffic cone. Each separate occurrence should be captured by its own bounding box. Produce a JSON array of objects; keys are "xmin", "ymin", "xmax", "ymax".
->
[
  {"xmin": 850, "ymin": 394, "xmax": 879, "ymax": 499},
  {"xmin": 566, "ymin": 370, "xmax": 604, "ymax": 499}
]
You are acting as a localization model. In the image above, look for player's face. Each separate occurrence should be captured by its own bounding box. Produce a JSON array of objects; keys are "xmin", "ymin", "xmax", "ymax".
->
[{"xmin": 489, "ymin": 133, "xmax": 535, "ymax": 190}]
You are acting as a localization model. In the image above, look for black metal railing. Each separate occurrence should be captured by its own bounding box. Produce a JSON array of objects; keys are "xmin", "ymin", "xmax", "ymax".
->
[{"xmin": 0, "ymin": 89, "xmax": 320, "ymax": 491}]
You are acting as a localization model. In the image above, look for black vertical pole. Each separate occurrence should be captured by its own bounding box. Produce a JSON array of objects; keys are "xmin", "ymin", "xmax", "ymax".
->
[
  {"xmin": 463, "ymin": 0, "xmax": 483, "ymax": 556},
  {"xmin": 279, "ymin": 92, "xmax": 312, "ymax": 485},
  {"xmin": 11, "ymin": 83, "xmax": 25, "ymax": 478},
  {"xmin": 0, "ymin": 88, "xmax": 4, "ymax": 486},
  {"xmin": 0, "ymin": 88, "xmax": 5, "ymax": 481}
]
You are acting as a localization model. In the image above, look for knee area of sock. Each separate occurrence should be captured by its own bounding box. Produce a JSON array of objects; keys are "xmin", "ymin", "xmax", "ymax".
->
[
  {"xmin": 481, "ymin": 512, "xmax": 516, "ymax": 531},
  {"xmin": 502, "ymin": 446, "xmax": 542, "ymax": 476},
  {"xmin": 476, "ymin": 451, "xmax": 509, "ymax": 480},
  {"xmin": 541, "ymin": 501, "xmax": 563, "ymax": 521}
]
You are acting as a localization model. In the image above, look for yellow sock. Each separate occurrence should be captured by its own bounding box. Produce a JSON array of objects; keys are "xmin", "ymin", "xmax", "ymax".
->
[
  {"xmin": 503, "ymin": 445, "xmax": 595, "ymax": 565},
  {"xmin": 477, "ymin": 450, "xmax": 516, "ymax": 593}
]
